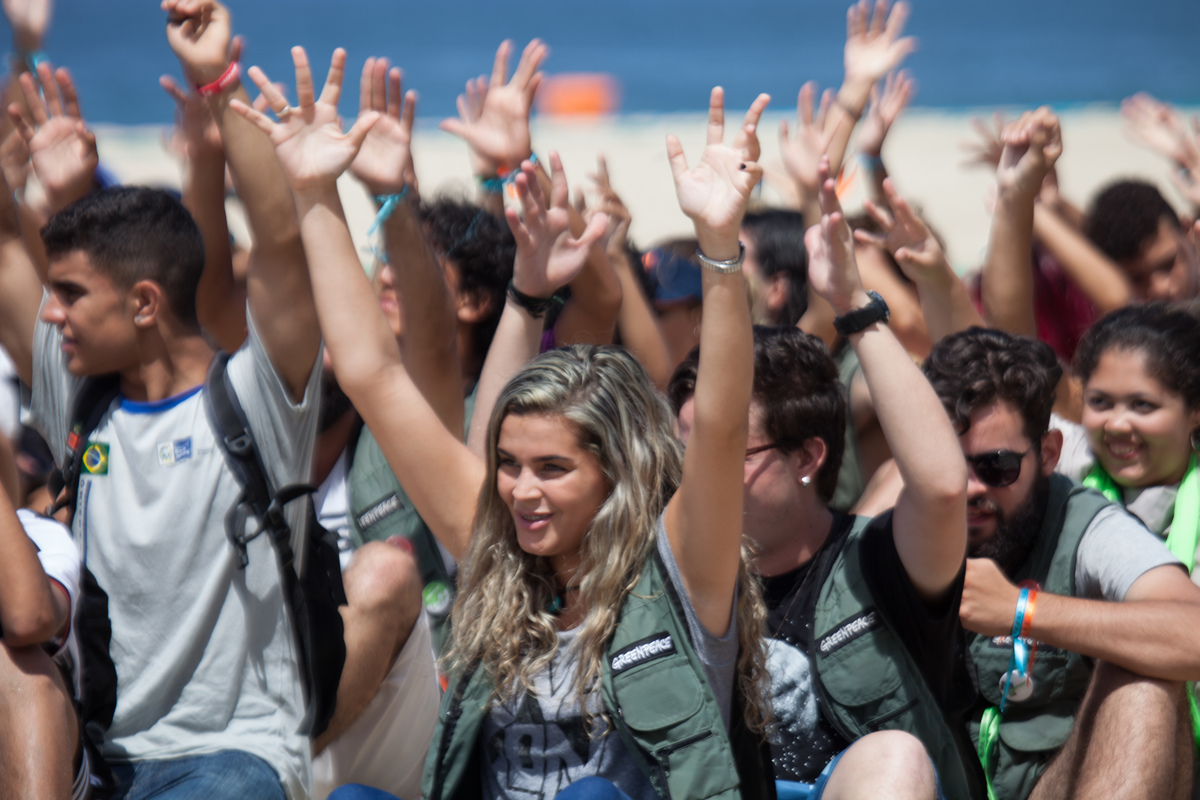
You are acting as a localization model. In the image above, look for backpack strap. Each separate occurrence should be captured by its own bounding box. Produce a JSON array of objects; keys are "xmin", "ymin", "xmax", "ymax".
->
[
  {"xmin": 50, "ymin": 375, "xmax": 121, "ymax": 518},
  {"xmin": 204, "ymin": 351, "xmax": 311, "ymax": 570}
]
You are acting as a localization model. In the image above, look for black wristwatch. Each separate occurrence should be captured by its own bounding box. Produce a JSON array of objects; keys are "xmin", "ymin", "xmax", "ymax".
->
[{"xmin": 833, "ymin": 291, "xmax": 890, "ymax": 336}]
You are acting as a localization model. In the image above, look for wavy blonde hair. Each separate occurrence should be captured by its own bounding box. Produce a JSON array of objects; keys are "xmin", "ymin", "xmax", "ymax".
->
[{"xmin": 446, "ymin": 345, "xmax": 770, "ymax": 733}]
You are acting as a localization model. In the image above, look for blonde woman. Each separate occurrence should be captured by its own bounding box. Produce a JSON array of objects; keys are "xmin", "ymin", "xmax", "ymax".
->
[{"xmin": 233, "ymin": 44, "xmax": 773, "ymax": 800}]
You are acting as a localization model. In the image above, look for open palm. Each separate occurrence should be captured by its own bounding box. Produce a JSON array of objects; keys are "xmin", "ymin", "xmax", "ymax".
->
[
  {"xmin": 231, "ymin": 48, "xmax": 378, "ymax": 192},
  {"xmin": 350, "ymin": 57, "xmax": 415, "ymax": 196}
]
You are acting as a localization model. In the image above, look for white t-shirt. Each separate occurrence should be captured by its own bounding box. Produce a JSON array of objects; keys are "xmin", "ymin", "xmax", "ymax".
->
[
  {"xmin": 0, "ymin": 345, "xmax": 20, "ymax": 439},
  {"xmin": 30, "ymin": 309, "xmax": 320, "ymax": 800},
  {"xmin": 18, "ymin": 508, "xmax": 83, "ymax": 694}
]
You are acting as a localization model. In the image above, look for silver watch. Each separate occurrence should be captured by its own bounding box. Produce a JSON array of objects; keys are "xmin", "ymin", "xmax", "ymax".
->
[{"xmin": 696, "ymin": 242, "xmax": 745, "ymax": 274}]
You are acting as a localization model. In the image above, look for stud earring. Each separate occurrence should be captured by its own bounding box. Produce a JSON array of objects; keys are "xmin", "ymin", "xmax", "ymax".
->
[{"xmin": 800, "ymin": 476, "xmax": 812, "ymax": 487}]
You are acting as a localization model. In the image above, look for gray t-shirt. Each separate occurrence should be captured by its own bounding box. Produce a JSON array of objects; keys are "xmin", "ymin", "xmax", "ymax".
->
[
  {"xmin": 480, "ymin": 517, "xmax": 740, "ymax": 800},
  {"xmin": 1074, "ymin": 505, "xmax": 1183, "ymax": 601},
  {"xmin": 30, "ymin": 309, "xmax": 320, "ymax": 799}
]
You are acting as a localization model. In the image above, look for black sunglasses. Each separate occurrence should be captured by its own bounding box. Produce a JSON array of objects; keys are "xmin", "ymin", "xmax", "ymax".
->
[{"xmin": 965, "ymin": 446, "xmax": 1034, "ymax": 488}]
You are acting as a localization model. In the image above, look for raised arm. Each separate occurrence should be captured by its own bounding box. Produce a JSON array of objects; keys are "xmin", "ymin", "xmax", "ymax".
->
[
  {"xmin": 855, "ymin": 177, "xmax": 984, "ymax": 343},
  {"xmin": 585, "ymin": 155, "xmax": 673, "ymax": 389},
  {"xmin": 0, "ymin": 434, "xmax": 70, "ymax": 648},
  {"xmin": 349, "ymin": 58, "xmax": 464, "ymax": 435},
  {"xmin": 854, "ymin": 70, "xmax": 914, "ymax": 204},
  {"xmin": 980, "ymin": 107, "xmax": 1061, "ymax": 338},
  {"xmin": 807, "ymin": 156, "xmax": 966, "ymax": 601},
  {"xmin": 160, "ymin": 74, "xmax": 246, "ymax": 353},
  {"xmin": 165, "ymin": 0, "xmax": 318, "ymax": 400},
  {"xmin": 230, "ymin": 46, "xmax": 485, "ymax": 559},
  {"xmin": 664, "ymin": 88, "xmax": 767, "ymax": 636},
  {"xmin": 0, "ymin": 152, "xmax": 41, "ymax": 386},
  {"xmin": 466, "ymin": 154, "xmax": 607, "ymax": 455}
]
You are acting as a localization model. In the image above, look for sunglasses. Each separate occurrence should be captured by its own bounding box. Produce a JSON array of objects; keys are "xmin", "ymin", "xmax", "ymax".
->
[{"xmin": 965, "ymin": 446, "xmax": 1034, "ymax": 488}]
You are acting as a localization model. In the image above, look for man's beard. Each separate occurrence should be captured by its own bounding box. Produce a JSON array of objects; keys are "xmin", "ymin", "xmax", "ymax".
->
[
  {"xmin": 968, "ymin": 474, "xmax": 1051, "ymax": 576},
  {"xmin": 318, "ymin": 372, "xmax": 355, "ymax": 434}
]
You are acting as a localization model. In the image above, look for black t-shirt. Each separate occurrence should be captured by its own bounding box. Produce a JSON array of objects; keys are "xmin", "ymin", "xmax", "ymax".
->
[{"xmin": 761, "ymin": 511, "xmax": 970, "ymax": 783}]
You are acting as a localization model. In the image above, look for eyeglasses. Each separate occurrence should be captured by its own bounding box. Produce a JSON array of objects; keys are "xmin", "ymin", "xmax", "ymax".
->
[
  {"xmin": 745, "ymin": 441, "xmax": 786, "ymax": 459},
  {"xmin": 965, "ymin": 446, "xmax": 1034, "ymax": 488}
]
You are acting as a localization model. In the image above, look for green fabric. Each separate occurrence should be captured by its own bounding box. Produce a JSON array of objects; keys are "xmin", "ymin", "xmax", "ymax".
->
[
  {"xmin": 813, "ymin": 516, "xmax": 986, "ymax": 800},
  {"xmin": 1081, "ymin": 455, "xmax": 1200, "ymax": 754},
  {"xmin": 967, "ymin": 475, "xmax": 1111, "ymax": 800},
  {"xmin": 829, "ymin": 342, "xmax": 864, "ymax": 514},
  {"xmin": 422, "ymin": 551, "xmax": 773, "ymax": 800},
  {"xmin": 1082, "ymin": 455, "xmax": 1198, "ymax": 572},
  {"xmin": 346, "ymin": 387, "xmax": 477, "ymax": 657}
]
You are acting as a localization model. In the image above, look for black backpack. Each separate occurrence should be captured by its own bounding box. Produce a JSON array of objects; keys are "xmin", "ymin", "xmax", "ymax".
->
[{"xmin": 53, "ymin": 353, "xmax": 346, "ymax": 766}]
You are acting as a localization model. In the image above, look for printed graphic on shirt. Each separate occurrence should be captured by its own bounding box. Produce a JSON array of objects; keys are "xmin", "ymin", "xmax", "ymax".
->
[
  {"xmin": 766, "ymin": 638, "xmax": 846, "ymax": 781},
  {"xmin": 157, "ymin": 437, "xmax": 193, "ymax": 467},
  {"xmin": 82, "ymin": 442, "xmax": 109, "ymax": 475},
  {"xmin": 483, "ymin": 650, "xmax": 624, "ymax": 800}
]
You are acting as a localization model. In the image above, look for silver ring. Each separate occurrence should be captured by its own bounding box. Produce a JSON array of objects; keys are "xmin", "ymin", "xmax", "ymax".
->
[{"xmin": 276, "ymin": 104, "xmax": 294, "ymax": 119}]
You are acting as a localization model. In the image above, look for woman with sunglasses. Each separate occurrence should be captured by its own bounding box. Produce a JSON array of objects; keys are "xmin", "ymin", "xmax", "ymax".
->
[
  {"xmin": 1054, "ymin": 304, "xmax": 1200, "ymax": 577},
  {"xmin": 230, "ymin": 47, "xmax": 775, "ymax": 800}
]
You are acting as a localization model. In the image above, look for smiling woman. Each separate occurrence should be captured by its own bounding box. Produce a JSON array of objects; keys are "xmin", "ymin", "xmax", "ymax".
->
[{"xmin": 1061, "ymin": 304, "xmax": 1200, "ymax": 563}]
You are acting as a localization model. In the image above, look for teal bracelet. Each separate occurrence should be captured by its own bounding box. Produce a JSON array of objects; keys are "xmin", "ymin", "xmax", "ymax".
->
[
  {"xmin": 366, "ymin": 187, "xmax": 409, "ymax": 238},
  {"xmin": 479, "ymin": 152, "xmax": 538, "ymax": 194}
]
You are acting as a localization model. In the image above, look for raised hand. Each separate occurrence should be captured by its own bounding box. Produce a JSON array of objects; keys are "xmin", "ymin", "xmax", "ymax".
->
[
  {"xmin": 585, "ymin": 154, "xmax": 632, "ymax": 258},
  {"xmin": 855, "ymin": 178, "xmax": 948, "ymax": 281},
  {"xmin": 856, "ymin": 69, "xmax": 914, "ymax": 157},
  {"xmin": 843, "ymin": 0, "xmax": 917, "ymax": 94},
  {"xmin": 667, "ymin": 88, "xmax": 769, "ymax": 257},
  {"xmin": 995, "ymin": 107, "xmax": 1062, "ymax": 199},
  {"xmin": 805, "ymin": 155, "xmax": 866, "ymax": 313},
  {"xmin": 505, "ymin": 152, "xmax": 607, "ymax": 299},
  {"xmin": 229, "ymin": 47, "xmax": 378, "ymax": 192},
  {"xmin": 779, "ymin": 82, "xmax": 834, "ymax": 194},
  {"xmin": 1121, "ymin": 92, "xmax": 1199, "ymax": 169},
  {"xmin": 8, "ymin": 62, "xmax": 97, "ymax": 210},
  {"xmin": 350, "ymin": 57, "xmax": 416, "ymax": 197},
  {"xmin": 0, "ymin": 128, "xmax": 30, "ymax": 193},
  {"xmin": 162, "ymin": 0, "xmax": 236, "ymax": 86},
  {"xmin": 439, "ymin": 39, "xmax": 545, "ymax": 173},
  {"xmin": 960, "ymin": 111, "xmax": 1006, "ymax": 170},
  {"xmin": 160, "ymin": 74, "xmax": 223, "ymax": 159},
  {"xmin": 3, "ymin": 0, "xmax": 52, "ymax": 53}
]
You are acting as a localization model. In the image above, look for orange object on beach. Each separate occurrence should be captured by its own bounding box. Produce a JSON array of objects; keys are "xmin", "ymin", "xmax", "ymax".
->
[{"xmin": 536, "ymin": 73, "xmax": 620, "ymax": 117}]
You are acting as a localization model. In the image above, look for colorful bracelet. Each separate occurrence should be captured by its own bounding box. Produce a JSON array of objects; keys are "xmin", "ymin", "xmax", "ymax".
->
[
  {"xmin": 859, "ymin": 152, "xmax": 883, "ymax": 171},
  {"xmin": 196, "ymin": 62, "xmax": 240, "ymax": 97},
  {"xmin": 366, "ymin": 187, "xmax": 409, "ymax": 237},
  {"xmin": 479, "ymin": 152, "xmax": 538, "ymax": 194}
]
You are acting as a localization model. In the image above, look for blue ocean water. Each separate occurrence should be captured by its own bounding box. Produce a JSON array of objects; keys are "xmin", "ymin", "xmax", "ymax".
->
[{"xmin": 8, "ymin": 0, "xmax": 1199, "ymax": 125}]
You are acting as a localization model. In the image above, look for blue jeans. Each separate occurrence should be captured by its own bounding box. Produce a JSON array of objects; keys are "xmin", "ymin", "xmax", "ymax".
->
[
  {"xmin": 328, "ymin": 776, "xmax": 634, "ymax": 800},
  {"xmin": 110, "ymin": 750, "xmax": 285, "ymax": 800},
  {"xmin": 776, "ymin": 747, "xmax": 946, "ymax": 800}
]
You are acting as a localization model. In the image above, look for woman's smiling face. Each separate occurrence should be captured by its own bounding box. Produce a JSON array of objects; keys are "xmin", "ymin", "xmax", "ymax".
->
[
  {"xmin": 1082, "ymin": 347, "xmax": 1200, "ymax": 488},
  {"xmin": 495, "ymin": 413, "xmax": 610, "ymax": 583}
]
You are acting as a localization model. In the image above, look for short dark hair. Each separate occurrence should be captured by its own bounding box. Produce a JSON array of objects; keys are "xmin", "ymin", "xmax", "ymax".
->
[
  {"xmin": 741, "ymin": 209, "xmax": 808, "ymax": 326},
  {"xmin": 419, "ymin": 199, "xmax": 515, "ymax": 365},
  {"xmin": 41, "ymin": 187, "xmax": 205, "ymax": 327},
  {"xmin": 667, "ymin": 326, "xmax": 845, "ymax": 502},
  {"xmin": 923, "ymin": 327, "xmax": 1062, "ymax": 442},
  {"xmin": 1074, "ymin": 303, "xmax": 1200, "ymax": 410},
  {"xmin": 1084, "ymin": 180, "xmax": 1181, "ymax": 263}
]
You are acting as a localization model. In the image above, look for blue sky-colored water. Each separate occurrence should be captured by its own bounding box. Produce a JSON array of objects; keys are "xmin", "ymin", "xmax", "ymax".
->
[{"xmin": 10, "ymin": 0, "xmax": 1200, "ymax": 124}]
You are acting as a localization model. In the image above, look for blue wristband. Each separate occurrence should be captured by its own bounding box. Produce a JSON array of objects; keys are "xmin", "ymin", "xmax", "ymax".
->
[
  {"xmin": 366, "ymin": 187, "xmax": 408, "ymax": 238},
  {"xmin": 479, "ymin": 152, "xmax": 538, "ymax": 194}
]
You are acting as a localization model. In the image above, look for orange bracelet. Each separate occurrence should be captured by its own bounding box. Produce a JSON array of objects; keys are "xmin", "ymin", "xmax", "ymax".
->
[{"xmin": 1019, "ymin": 589, "xmax": 1038, "ymax": 638}]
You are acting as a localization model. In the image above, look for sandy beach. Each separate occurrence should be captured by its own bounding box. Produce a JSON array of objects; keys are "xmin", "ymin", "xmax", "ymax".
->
[{"xmin": 91, "ymin": 104, "xmax": 1199, "ymax": 275}]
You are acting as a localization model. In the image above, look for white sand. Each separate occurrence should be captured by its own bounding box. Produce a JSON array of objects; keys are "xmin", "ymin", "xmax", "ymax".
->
[{"xmin": 91, "ymin": 104, "xmax": 1199, "ymax": 274}]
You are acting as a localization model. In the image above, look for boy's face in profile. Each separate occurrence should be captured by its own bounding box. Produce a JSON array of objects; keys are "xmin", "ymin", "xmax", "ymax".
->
[
  {"xmin": 42, "ymin": 250, "xmax": 139, "ymax": 376},
  {"xmin": 1121, "ymin": 217, "xmax": 1199, "ymax": 303}
]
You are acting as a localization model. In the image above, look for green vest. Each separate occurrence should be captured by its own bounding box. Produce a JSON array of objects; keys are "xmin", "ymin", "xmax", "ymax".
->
[
  {"xmin": 829, "ymin": 342, "xmax": 864, "ymax": 514},
  {"xmin": 811, "ymin": 517, "xmax": 986, "ymax": 800},
  {"xmin": 966, "ymin": 475, "xmax": 1111, "ymax": 800},
  {"xmin": 421, "ymin": 551, "xmax": 775, "ymax": 800}
]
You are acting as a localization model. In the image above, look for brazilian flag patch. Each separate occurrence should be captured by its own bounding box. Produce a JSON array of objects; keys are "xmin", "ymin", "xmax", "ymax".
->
[{"xmin": 82, "ymin": 442, "xmax": 109, "ymax": 475}]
